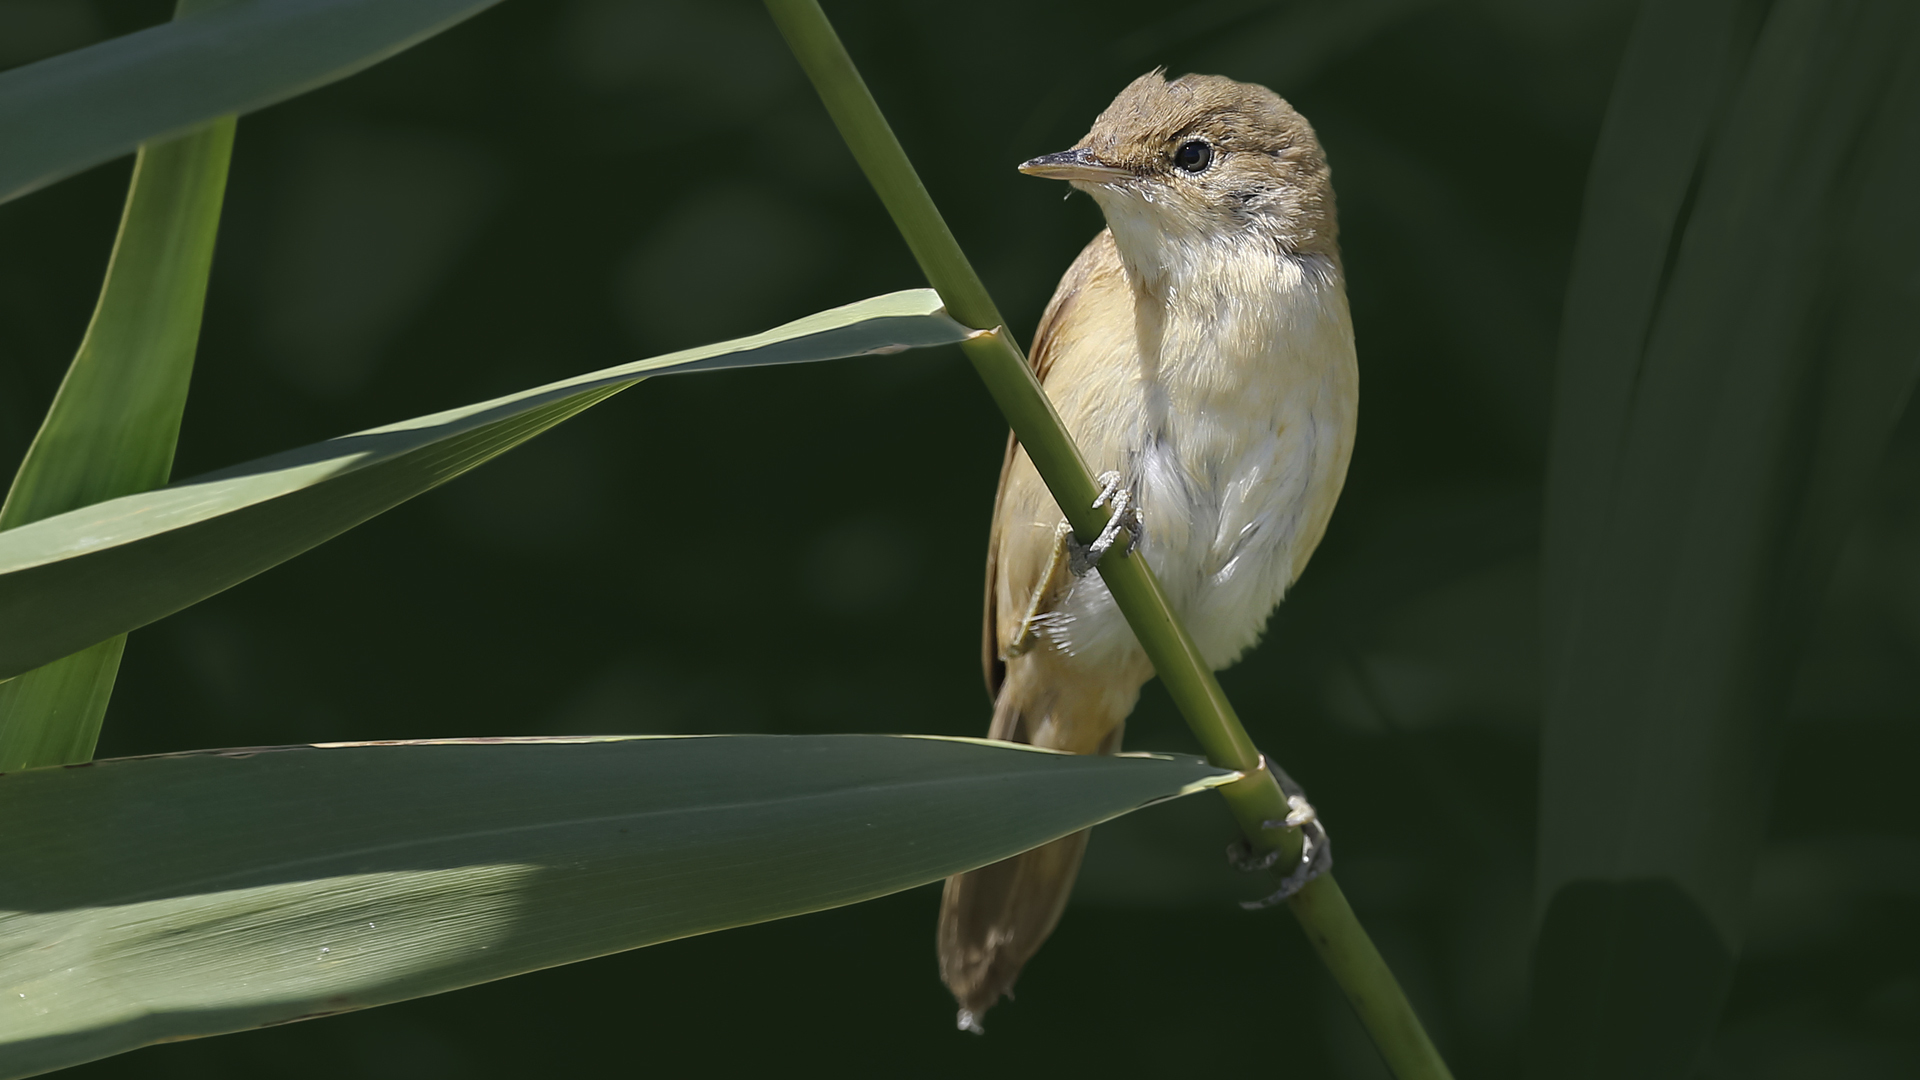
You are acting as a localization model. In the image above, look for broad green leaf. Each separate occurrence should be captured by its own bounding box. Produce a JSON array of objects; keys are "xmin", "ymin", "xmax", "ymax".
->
[
  {"xmin": 0, "ymin": 290, "xmax": 969, "ymax": 683},
  {"xmin": 1530, "ymin": 0, "xmax": 1920, "ymax": 1075},
  {"xmin": 0, "ymin": 4, "xmax": 238, "ymax": 771},
  {"xmin": 0, "ymin": 733, "xmax": 1234, "ymax": 1075},
  {"xmin": 0, "ymin": 0, "xmax": 502, "ymax": 205}
]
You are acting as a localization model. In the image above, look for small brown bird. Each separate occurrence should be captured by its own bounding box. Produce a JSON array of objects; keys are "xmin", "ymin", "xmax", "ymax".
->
[{"xmin": 936, "ymin": 71, "xmax": 1357, "ymax": 1031}]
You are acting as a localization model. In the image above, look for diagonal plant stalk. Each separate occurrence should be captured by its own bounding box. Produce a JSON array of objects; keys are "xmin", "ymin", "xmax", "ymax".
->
[
  {"xmin": 0, "ymin": 0, "xmax": 238, "ymax": 772},
  {"xmin": 763, "ymin": 3, "xmax": 1451, "ymax": 1076}
]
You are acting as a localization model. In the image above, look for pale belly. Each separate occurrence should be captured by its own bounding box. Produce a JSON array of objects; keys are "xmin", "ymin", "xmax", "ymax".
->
[
  {"xmin": 1050, "ymin": 385, "xmax": 1350, "ymax": 672},
  {"xmin": 1040, "ymin": 281, "xmax": 1356, "ymax": 674}
]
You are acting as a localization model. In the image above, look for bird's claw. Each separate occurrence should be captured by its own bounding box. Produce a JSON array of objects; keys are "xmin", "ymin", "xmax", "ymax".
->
[
  {"xmin": 1068, "ymin": 471, "xmax": 1143, "ymax": 576},
  {"xmin": 1227, "ymin": 760, "xmax": 1333, "ymax": 909}
]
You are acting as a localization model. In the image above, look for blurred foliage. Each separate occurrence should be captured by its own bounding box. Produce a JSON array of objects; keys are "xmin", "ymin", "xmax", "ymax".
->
[
  {"xmin": 0, "ymin": 0, "xmax": 1913, "ymax": 1077},
  {"xmin": 1531, "ymin": 1, "xmax": 1920, "ymax": 1075}
]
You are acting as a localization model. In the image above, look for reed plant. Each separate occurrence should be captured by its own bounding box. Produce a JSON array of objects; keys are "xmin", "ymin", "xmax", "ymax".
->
[{"xmin": 2, "ymin": 2, "xmax": 1915, "ymax": 1078}]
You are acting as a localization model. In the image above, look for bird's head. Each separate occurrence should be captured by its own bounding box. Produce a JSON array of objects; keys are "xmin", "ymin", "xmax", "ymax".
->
[{"xmin": 1020, "ymin": 71, "xmax": 1337, "ymax": 268}]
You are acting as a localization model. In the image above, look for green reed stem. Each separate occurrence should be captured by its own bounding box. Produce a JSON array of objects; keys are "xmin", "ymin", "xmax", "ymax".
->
[{"xmin": 762, "ymin": 3, "xmax": 1453, "ymax": 1077}]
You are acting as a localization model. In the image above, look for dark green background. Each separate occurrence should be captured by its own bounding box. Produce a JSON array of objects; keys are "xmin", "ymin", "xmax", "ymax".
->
[{"xmin": 2, "ymin": 1, "xmax": 1914, "ymax": 1076}]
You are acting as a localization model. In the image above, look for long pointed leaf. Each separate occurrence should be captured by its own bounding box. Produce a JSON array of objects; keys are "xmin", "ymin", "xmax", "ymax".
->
[
  {"xmin": 0, "ymin": 290, "xmax": 969, "ymax": 683},
  {"xmin": 0, "ymin": 6, "xmax": 238, "ymax": 770},
  {"xmin": 0, "ymin": 0, "xmax": 501, "ymax": 205},
  {"xmin": 0, "ymin": 734, "xmax": 1233, "ymax": 1076}
]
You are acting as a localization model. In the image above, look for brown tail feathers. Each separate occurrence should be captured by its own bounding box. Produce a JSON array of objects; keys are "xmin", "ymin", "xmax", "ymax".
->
[{"xmin": 936, "ymin": 658, "xmax": 1135, "ymax": 1032}]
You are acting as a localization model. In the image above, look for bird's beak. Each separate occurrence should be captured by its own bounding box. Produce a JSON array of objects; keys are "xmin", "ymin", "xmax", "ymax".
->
[{"xmin": 1018, "ymin": 147, "xmax": 1131, "ymax": 183}]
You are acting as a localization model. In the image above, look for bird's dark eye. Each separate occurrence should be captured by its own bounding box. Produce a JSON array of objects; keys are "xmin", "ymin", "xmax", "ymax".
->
[{"xmin": 1173, "ymin": 140, "xmax": 1212, "ymax": 172}]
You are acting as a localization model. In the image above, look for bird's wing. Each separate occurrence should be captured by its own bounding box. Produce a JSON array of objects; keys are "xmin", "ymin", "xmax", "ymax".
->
[{"xmin": 982, "ymin": 229, "xmax": 1126, "ymax": 699}]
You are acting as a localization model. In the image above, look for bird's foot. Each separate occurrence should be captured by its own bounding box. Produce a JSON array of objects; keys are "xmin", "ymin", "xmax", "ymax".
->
[
  {"xmin": 1227, "ymin": 760, "xmax": 1333, "ymax": 909},
  {"xmin": 956, "ymin": 1009, "xmax": 986, "ymax": 1035},
  {"xmin": 1067, "ymin": 470, "xmax": 1143, "ymax": 576}
]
